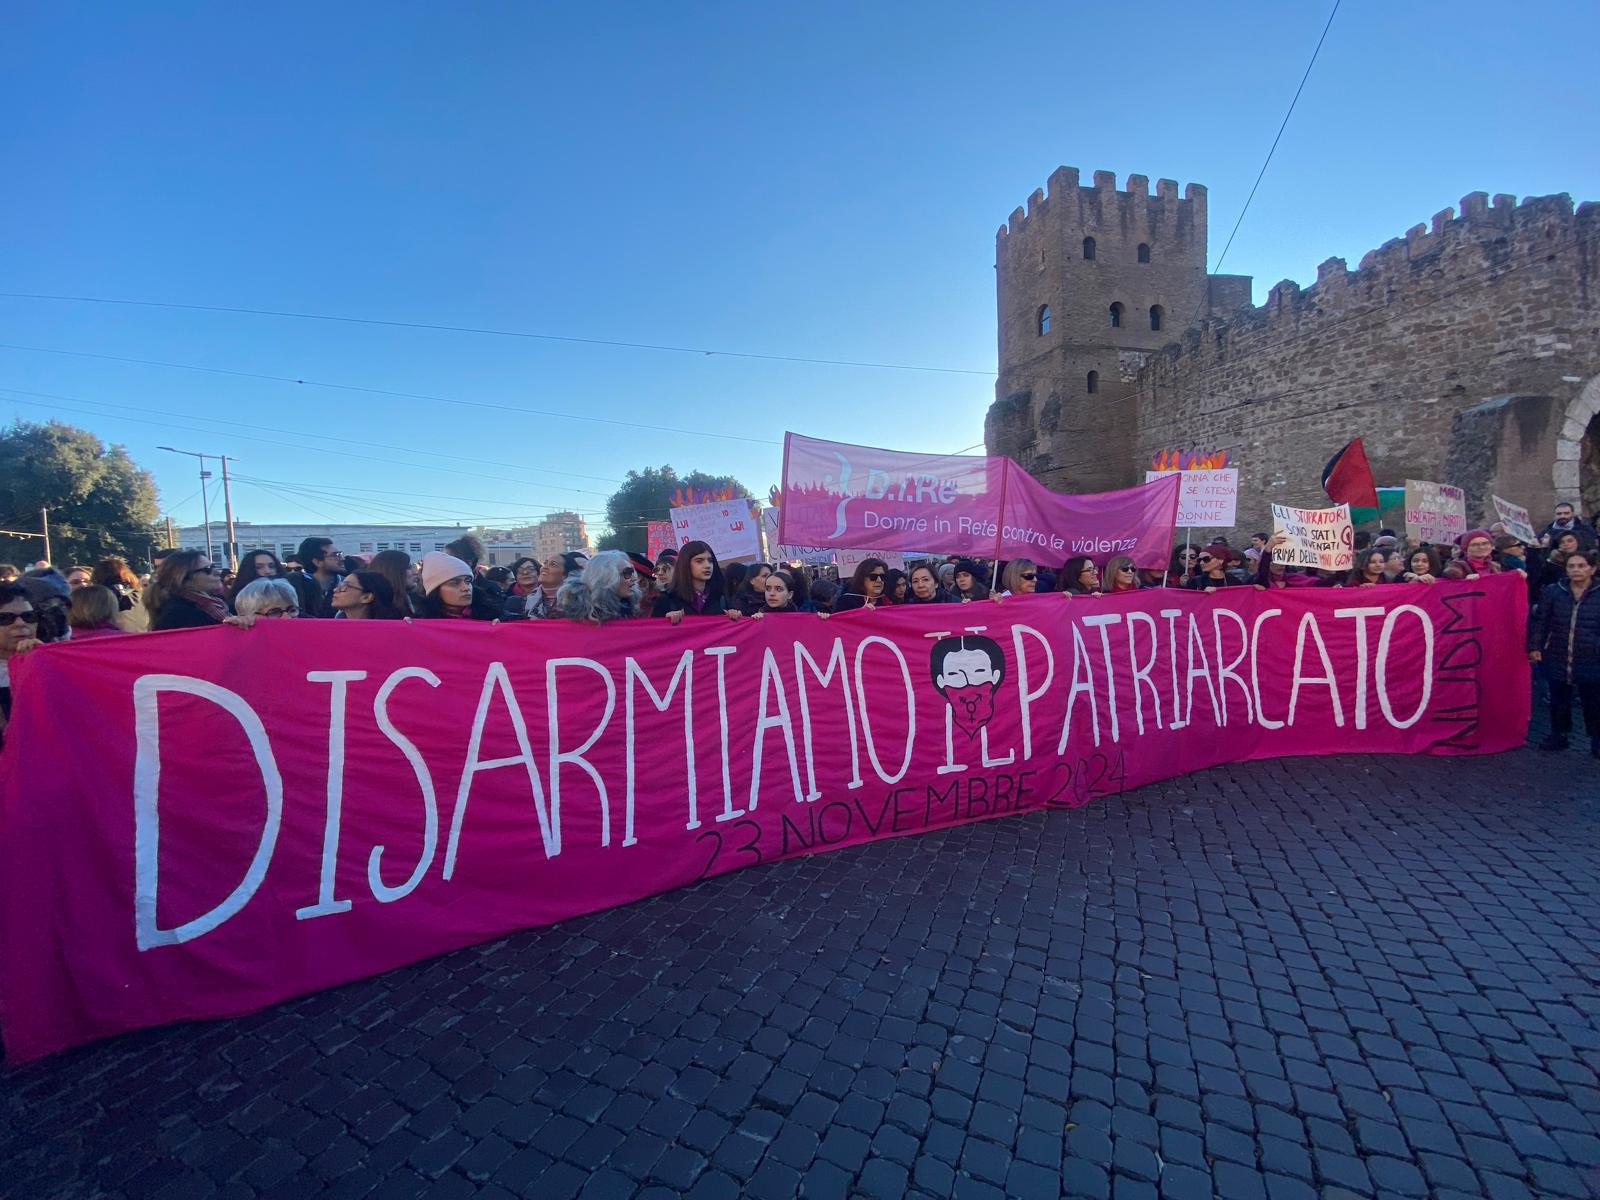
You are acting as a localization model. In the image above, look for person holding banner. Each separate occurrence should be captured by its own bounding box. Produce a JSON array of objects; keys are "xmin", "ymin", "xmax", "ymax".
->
[
  {"xmin": 1401, "ymin": 547, "xmax": 1441, "ymax": 585},
  {"xmin": 1347, "ymin": 549, "xmax": 1393, "ymax": 588},
  {"xmin": 885, "ymin": 568, "xmax": 910, "ymax": 605},
  {"xmin": 835, "ymin": 558, "xmax": 890, "ymax": 612},
  {"xmin": 1055, "ymin": 557, "xmax": 1098, "ymax": 596},
  {"xmin": 653, "ymin": 541, "xmax": 741, "ymax": 624},
  {"xmin": 1000, "ymin": 559, "xmax": 1040, "ymax": 597},
  {"xmin": 233, "ymin": 579, "xmax": 302, "ymax": 621},
  {"xmin": 418, "ymin": 552, "xmax": 500, "ymax": 621},
  {"xmin": 1167, "ymin": 546, "xmax": 1200, "ymax": 588},
  {"xmin": 1529, "ymin": 548, "xmax": 1600, "ymax": 757},
  {"xmin": 1443, "ymin": 531, "xmax": 1505, "ymax": 581},
  {"xmin": 147, "ymin": 550, "xmax": 230, "ymax": 631},
  {"xmin": 1104, "ymin": 555, "xmax": 1143, "ymax": 594},
  {"xmin": 554, "ymin": 550, "xmax": 642, "ymax": 625}
]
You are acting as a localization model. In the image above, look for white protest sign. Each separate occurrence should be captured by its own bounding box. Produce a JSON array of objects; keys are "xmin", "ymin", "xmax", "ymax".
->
[
  {"xmin": 1490, "ymin": 495, "xmax": 1537, "ymax": 544},
  {"xmin": 837, "ymin": 548, "xmax": 905, "ymax": 573},
  {"xmin": 670, "ymin": 498, "xmax": 762, "ymax": 562},
  {"xmin": 762, "ymin": 508, "xmax": 834, "ymax": 565},
  {"xmin": 1403, "ymin": 479, "xmax": 1467, "ymax": 545},
  {"xmin": 1144, "ymin": 468, "xmax": 1239, "ymax": 529},
  {"xmin": 1271, "ymin": 503, "xmax": 1354, "ymax": 571}
]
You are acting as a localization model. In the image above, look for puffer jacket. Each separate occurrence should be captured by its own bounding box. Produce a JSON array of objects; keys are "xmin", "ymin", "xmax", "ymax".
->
[{"xmin": 1528, "ymin": 580, "xmax": 1600, "ymax": 685}]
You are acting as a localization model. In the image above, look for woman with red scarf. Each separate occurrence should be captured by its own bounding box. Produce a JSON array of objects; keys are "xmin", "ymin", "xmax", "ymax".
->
[{"xmin": 1443, "ymin": 530, "xmax": 1503, "ymax": 580}]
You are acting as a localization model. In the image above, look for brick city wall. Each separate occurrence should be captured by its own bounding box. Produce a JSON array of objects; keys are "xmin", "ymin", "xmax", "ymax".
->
[{"xmin": 1130, "ymin": 192, "xmax": 1600, "ymax": 536}]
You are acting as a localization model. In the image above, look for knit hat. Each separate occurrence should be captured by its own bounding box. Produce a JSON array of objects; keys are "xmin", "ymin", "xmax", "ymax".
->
[
  {"xmin": 1460, "ymin": 529, "xmax": 1493, "ymax": 547},
  {"xmin": 419, "ymin": 551, "xmax": 473, "ymax": 596},
  {"xmin": 20, "ymin": 569, "xmax": 71, "ymax": 602},
  {"xmin": 953, "ymin": 559, "xmax": 982, "ymax": 580}
]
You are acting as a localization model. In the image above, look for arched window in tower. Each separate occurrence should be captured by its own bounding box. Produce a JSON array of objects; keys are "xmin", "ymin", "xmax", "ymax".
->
[
  {"xmin": 1082, "ymin": 237, "xmax": 1096, "ymax": 261},
  {"xmin": 1037, "ymin": 305, "xmax": 1051, "ymax": 336},
  {"xmin": 1086, "ymin": 370, "xmax": 1099, "ymax": 395},
  {"xmin": 1137, "ymin": 243, "xmax": 1151, "ymax": 263},
  {"xmin": 1149, "ymin": 304, "xmax": 1164, "ymax": 332},
  {"xmin": 1108, "ymin": 302, "xmax": 1124, "ymax": 329}
]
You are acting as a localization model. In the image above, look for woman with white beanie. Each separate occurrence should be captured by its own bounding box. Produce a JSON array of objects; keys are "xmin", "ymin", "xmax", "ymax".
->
[{"xmin": 417, "ymin": 551, "xmax": 501, "ymax": 620}]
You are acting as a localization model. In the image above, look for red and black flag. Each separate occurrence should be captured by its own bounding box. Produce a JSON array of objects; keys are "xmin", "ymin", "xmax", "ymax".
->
[{"xmin": 1322, "ymin": 438, "xmax": 1379, "ymax": 513}]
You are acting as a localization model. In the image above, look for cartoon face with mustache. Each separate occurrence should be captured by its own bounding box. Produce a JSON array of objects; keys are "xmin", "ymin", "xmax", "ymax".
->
[{"xmin": 930, "ymin": 634, "xmax": 1006, "ymax": 739}]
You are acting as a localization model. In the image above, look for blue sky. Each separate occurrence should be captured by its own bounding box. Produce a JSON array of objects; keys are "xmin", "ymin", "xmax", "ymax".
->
[{"xmin": 2, "ymin": 2, "xmax": 1595, "ymax": 535}]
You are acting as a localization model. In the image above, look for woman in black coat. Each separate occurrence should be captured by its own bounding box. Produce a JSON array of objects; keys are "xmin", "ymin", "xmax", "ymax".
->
[{"xmin": 1528, "ymin": 548, "xmax": 1600, "ymax": 756}]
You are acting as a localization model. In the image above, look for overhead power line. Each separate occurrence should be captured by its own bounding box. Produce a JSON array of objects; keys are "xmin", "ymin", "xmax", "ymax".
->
[
  {"xmin": 0, "ymin": 292, "xmax": 996, "ymax": 377},
  {"xmin": 0, "ymin": 343, "xmax": 786, "ymax": 446}
]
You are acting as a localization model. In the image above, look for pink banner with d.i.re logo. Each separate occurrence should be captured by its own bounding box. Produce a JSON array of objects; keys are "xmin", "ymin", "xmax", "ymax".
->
[
  {"xmin": 0, "ymin": 576, "xmax": 1528, "ymax": 1060},
  {"xmin": 777, "ymin": 432, "xmax": 1181, "ymax": 568}
]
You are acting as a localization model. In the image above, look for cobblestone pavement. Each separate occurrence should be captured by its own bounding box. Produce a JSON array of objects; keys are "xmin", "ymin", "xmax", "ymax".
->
[{"xmin": 2, "ymin": 743, "xmax": 1597, "ymax": 1200}]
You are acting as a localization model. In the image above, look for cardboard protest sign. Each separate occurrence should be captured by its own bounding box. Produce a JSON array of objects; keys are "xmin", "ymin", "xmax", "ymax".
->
[
  {"xmin": 1490, "ymin": 496, "xmax": 1537, "ymax": 544},
  {"xmin": 1144, "ymin": 468, "xmax": 1239, "ymax": 529},
  {"xmin": 1404, "ymin": 480, "xmax": 1467, "ymax": 545},
  {"xmin": 646, "ymin": 520, "xmax": 675, "ymax": 560},
  {"xmin": 0, "ymin": 577, "xmax": 1529, "ymax": 1060},
  {"xmin": 670, "ymin": 498, "xmax": 762, "ymax": 562},
  {"xmin": 1271, "ymin": 503, "xmax": 1355, "ymax": 570},
  {"xmin": 761, "ymin": 508, "xmax": 833, "ymax": 565}
]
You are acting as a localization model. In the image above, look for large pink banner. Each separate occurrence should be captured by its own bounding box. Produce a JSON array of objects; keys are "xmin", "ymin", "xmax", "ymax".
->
[
  {"xmin": 778, "ymin": 432, "xmax": 1181, "ymax": 567},
  {"xmin": 0, "ymin": 576, "xmax": 1528, "ymax": 1060}
]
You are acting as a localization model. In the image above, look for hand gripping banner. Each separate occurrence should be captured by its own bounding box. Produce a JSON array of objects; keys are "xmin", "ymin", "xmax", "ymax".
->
[
  {"xmin": 778, "ymin": 432, "xmax": 1182, "ymax": 568},
  {"xmin": 0, "ymin": 577, "xmax": 1528, "ymax": 1060}
]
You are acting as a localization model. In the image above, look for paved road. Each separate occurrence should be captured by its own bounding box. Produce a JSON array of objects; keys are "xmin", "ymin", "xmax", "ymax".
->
[{"xmin": 2, "ymin": 741, "xmax": 1597, "ymax": 1200}]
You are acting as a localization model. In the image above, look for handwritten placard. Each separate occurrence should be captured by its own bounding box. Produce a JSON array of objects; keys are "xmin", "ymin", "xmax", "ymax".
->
[
  {"xmin": 1144, "ymin": 468, "xmax": 1239, "ymax": 530},
  {"xmin": 1404, "ymin": 480, "xmax": 1467, "ymax": 545},
  {"xmin": 1490, "ymin": 495, "xmax": 1537, "ymax": 544},
  {"xmin": 1272, "ymin": 503, "xmax": 1354, "ymax": 570},
  {"xmin": 670, "ymin": 498, "xmax": 762, "ymax": 562}
]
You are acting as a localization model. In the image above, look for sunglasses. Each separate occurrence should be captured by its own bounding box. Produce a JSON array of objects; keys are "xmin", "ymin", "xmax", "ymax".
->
[
  {"xmin": 1197, "ymin": 555, "xmax": 1215, "ymax": 563},
  {"xmin": 0, "ymin": 610, "xmax": 39, "ymax": 626},
  {"xmin": 867, "ymin": 572, "xmax": 886, "ymax": 581},
  {"xmin": 187, "ymin": 566, "xmax": 220, "ymax": 578},
  {"xmin": 1117, "ymin": 565, "xmax": 1135, "ymax": 572},
  {"xmin": 1020, "ymin": 572, "xmax": 1037, "ymax": 581}
]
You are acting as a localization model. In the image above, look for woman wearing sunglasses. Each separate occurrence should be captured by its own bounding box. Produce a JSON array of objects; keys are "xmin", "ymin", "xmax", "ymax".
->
[
  {"xmin": 555, "ymin": 550, "xmax": 643, "ymax": 625},
  {"xmin": 835, "ymin": 558, "xmax": 891, "ymax": 612},
  {"xmin": 147, "ymin": 550, "xmax": 231, "ymax": 631},
  {"xmin": 0, "ymin": 581, "xmax": 44, "ymax": 743},
  {"xmin": 1001, "ymin": 559, "xmax": 1042, "ymax": 596},
  {"xmin": 1103, "ymin": 555, "xmax": 1143, "ymax": 594}
]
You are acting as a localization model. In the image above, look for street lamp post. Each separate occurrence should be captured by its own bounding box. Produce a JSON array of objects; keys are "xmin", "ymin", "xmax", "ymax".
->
[{"xmin": 159, "ymin": 446, "xmax": 238, "ymax": 566}]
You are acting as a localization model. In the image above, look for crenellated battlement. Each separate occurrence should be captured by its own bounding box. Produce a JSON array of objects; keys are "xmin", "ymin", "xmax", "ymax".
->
[
  {"xmin": 996, "ymin": 166, "xmax": 1208, "ymax": 243},
  {"xmin": 1148, "ymin": 191, "xmax": 1598, "ymax": 375}
]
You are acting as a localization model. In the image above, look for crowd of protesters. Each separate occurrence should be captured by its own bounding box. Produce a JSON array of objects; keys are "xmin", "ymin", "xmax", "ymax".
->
[{"xmin": 0, "ymin": 501, "xmax": 1596, "ymax": 755}]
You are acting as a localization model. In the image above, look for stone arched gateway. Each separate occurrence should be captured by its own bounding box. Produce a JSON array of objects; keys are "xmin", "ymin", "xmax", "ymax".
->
[{"xmin": 1556, "ymin": 375, "xmax": 1600, "ymax": 518}]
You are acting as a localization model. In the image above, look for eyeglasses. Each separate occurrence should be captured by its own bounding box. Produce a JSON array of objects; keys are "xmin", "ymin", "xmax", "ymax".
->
[
  {"xmin": 0, "ymin": 610, "xmax": 39, "ymax": 626},
  {"xmin": 334, "ymin": 578, "xmax": 363, "ymax": 591},
  {"xmin": 187, "ymin": 566, "xmax": 219, "ymax": 578},
  {"xmin": 1079, "ymin": 566, "xmax": 1096, "ymax": 574},
  {"xmin": 1020, "ymin": 572, "xmax": 1037, "ymax": 581},
  {"xmin": 255, "ymin": 606, "xmax": 300, "ymax": 618}
]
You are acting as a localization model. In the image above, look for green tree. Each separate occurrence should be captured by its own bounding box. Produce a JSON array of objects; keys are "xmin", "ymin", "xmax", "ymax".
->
[
  {"xmin": 0, "ymin": 421, "xmax": 161, "ymax": 570},
  {"xmin": 601, "ymin": 466, "xmax": 750, "ymax": 554}
]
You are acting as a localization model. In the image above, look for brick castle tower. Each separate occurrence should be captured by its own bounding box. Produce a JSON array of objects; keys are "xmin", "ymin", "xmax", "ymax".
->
[{"xmin": 985, "ymin": 167, "xmax": 1252, "ymax": 492}]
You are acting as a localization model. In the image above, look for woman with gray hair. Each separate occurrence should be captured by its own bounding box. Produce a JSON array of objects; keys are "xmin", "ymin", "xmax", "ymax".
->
[
  {"xmin": 555, "ymin": 550, "xmax": 641, "ymax": 625},
  {"xmin": 232, "ymin": 578, "xmax": 301, "ymax": 622}
]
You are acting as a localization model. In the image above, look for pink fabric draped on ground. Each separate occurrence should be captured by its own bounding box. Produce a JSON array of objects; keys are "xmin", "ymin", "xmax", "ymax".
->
[{"xmin": 0, "ymin": 576, "xmax": 1528, "ymax": 1060}]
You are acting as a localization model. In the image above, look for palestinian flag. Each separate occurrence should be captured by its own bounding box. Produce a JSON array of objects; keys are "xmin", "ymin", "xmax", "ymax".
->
[{"xmin": 1323, "ymin": 438, "xmax": 1380, "ymax": 522}]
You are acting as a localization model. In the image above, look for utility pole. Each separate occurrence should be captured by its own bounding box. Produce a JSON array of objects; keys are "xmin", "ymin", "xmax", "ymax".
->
[
  {"xmin": 158, "ymin": 446, "xmax": 223, "ymax": 563},
  {"xmin": 40, "ymin": 507, "xmax": 50, "ymax": 565},
  {"xmin": 220, "ymin": 455, "xmax": 238, "ymax": 570},
  {"xmin": 166, "ymin": 515, "xmax": 176, "ymax": 549}
]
